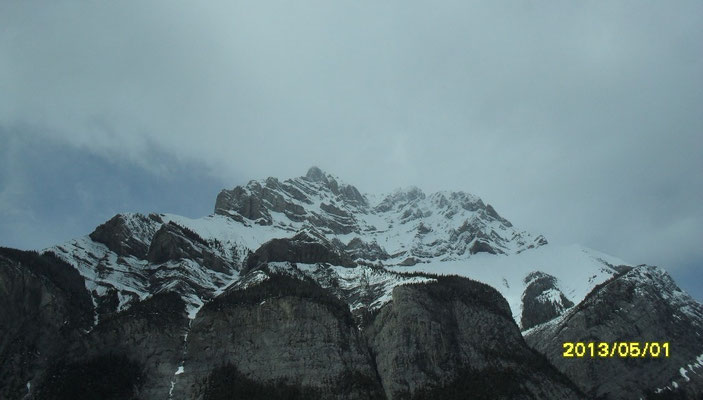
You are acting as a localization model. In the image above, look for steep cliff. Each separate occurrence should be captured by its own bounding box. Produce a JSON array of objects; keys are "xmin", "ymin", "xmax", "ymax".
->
[
  {"xmin": 0, "ymin": 248, "xmax": 93, "ymax": 400},
  {"xmin": 364, "ymin": 276, "xmax": 583, "ymax": 399}
]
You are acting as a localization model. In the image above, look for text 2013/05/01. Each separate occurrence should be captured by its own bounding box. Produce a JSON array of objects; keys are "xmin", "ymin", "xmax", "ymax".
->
[{"xmin": 562, "ymin": 342, "xmax": 670, "ymax": 358}]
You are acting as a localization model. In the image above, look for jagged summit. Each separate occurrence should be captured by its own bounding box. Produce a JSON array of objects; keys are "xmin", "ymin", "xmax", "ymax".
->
[
  {"xmin": 49, "ymin": 167, "xmax": 553, "ymax": 319},
  {"xmin": 304, "ymin": 165, "xmax": 328, "ymax": 182},
  {"xmin": 214, "ymin": 167, "xmax": 540, "ymax": 257}
]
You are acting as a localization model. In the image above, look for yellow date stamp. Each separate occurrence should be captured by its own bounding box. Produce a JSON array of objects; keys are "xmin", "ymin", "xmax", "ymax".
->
[{"xmin": 562, "ymin": 342, "xmax": 670, "ymax": 358}]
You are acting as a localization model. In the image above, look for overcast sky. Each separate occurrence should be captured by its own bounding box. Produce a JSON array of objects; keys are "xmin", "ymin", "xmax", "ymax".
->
[{"xmin": 1, "ymin": 1, "xmax": 702, "ymax": 299}]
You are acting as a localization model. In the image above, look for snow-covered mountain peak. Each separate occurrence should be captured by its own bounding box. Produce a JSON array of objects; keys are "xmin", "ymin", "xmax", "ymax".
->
[
  {"xmin": 303, "ymin": 165, "xmax": 337, "ymax": 184},
  {"xmin": 47, "ymin": 168, "xmax": 585, "ymax": 323},
  {"xmin": 213, "ymin": 168, "xmax": 545, "ymax": 260},
  {"xmin": 372, "ymin": 186, "xmax": 425, "ymax": 212}
]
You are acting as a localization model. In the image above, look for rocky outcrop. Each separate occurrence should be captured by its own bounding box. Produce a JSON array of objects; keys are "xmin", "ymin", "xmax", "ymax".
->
[
  {"xmin": 450, "ymin": 219, "xmax": 506, "ymax": 256},
  {"xmin": 147, "ymin": 221, "xmax": 230, "ymax": 273},
  {"xmin": 305, "ymin": 166, "xmax": 368, "ymax": 208},
  {"xmin": 364, "ymin": 276, "xmax": 584, "ymax": 399},
  {"xmin": 214, "ymin": 183, "xmax": 274, "ymax": 224},
  {"xmin": 398, "ymin": 256, "xmax": 421, "ymax": 266},
  {"xmin": 520, "ymin": 271, "xmax": 574, "ymax": 330},
  {"xmin": 212, "ymin": 167, "xmax": 546, "ymax": 259},
  {"xmin": 89, "ymin": 213, "xmax": 163, "ymax": 259},
  {"xmin": 469, "ymin": 240, "xmax": 498, "ymax": 255},
  {"xmin": 310, "ymin": 208, "xmax": 360, "ymax": 234},
  {"xmin": 525, "ymin": 266, "xmax": 703, "ymax": 399},
  {"xmin": 246, "ymin": 230, "xmax": 355, "ymax": 270},
  {"xmin": 214, "ymin": 177, "xmax": 310, "ymax": 224},
  {"xmin": 345, "ymin": 238, "xmax": 390, "ymax": 261},
  {"xmin": 215, "ymin": 168, "xmax": 367, "ymax": 230}
]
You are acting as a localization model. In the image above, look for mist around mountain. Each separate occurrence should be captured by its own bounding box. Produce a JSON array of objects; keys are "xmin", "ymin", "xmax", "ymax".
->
[{"xmin": 1, "ymin": 167, "xmax": 701, "ymax": 399}]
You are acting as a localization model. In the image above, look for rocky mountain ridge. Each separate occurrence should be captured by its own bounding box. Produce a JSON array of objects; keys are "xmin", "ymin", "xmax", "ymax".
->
[{"xmin": 1, "ymin": 167, "xmax": 701, "ymax": 399}]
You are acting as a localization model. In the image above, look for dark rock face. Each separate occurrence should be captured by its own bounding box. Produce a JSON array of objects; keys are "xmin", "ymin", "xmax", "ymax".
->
[
  {"xmin": 214, "ymin": 177, "xmax": 310, "ymax": 225},
  {"xmin": 521, "ymin": 271, "xmax": 574, "ymax": 330},
  {"xmin": 215, "ymin": 183, "xmax": 272, "ymax": 224},
  {"xmin": 535, "ymin": 235, "xmax": 548, "ymax": 246},
  {"xmin": 0, "ymin": 248, "xmax": 94, "ymax": 400},
  {"xmin": 147, "ymin": 222, "xmax": 229, "ymax": 273},
  {"xmin": 246, "ymin": 231, "xmax": 355, "ymax": 270},
  {"xmin": 89, "ymin": 214, "xmax": 161, "ymax": 259},
  {"xmin": 525, "ymin": 266, "xmax": 703, "ymax": 399},
  {"xmin": 35, "ymin": 294, "xmax": 188, "ymax": 399},
  {"xmin": 71, "ymin": 292, "xmax": 190, "ymax": 399},
  {"xmin": 340, "ymin": 184, "xmax": 367, "ymax": 207},
  {"xmin": 345, "ymin": 238, "xmax": 390, "ymax": 261},
  {"xmin": 212, "ymin": 168, "xmax": 545, "ymax": 258},
  {"xmin": 364, "ymin": 276, "xmax": 584, "ymax": 399},
  {"xmin": 469, "ymin": 240, "xmax": 498, "ymax": 255},
  {"xmin": 35, "ymin": 354, "xmax": 144, "ymax": 400},
  {"xmin": 311, "ymin": 206, "xmax": 359, "ymax": 235},
  {"xmin": 416, "ymin": 222, "xmax": 432, "ymax": 235},
  {"xmin": 305, "ymin": 167, "xmax": 368, "ymax": 208},
  {"xmin": 29, "ymin": 294, "xmax": 188, "ymax": 400},
  {"xmin": 0, "ymin": 248, "xmax": 192, "ymax": 400},
  {"xmin": 176, "ymin": 274, "xmax": 385, "ymax": 400},
  {"xmin": 398, "ymin": 256, "xmax": 421, "ymax": 266},
  {"xmin": 449, "ymin": 219, "xmax": 506, "ymax": 256},
  {"xmin": 215, "ymin": 168, "xmax": 367, "ymax": 232},
  {"xmin": 306, "ymin": 166, "xmax": 328, "ymax": 182}
]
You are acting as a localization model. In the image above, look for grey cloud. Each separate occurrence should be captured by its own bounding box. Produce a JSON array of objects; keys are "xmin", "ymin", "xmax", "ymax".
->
[{"xmin": 1, "ymin": 1, "xmax": 701, "ymax": 296}]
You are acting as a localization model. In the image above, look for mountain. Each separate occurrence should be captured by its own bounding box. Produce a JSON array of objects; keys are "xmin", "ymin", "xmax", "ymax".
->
[
  {"xmin": 1, "ymin": 167, "xmax": 701, "ymax": 399},
  {"xmin": 525, "ymin": 266, "xmax": 703, "ymax": 399}
]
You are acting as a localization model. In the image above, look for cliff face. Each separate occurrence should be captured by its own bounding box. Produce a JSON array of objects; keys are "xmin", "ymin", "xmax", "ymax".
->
[
  {"xmin": 0, "ymin": 248, "xmax": 93, "ymax": 400},
  {"xmin": 170, "ymin": 269, "xmax": 583, "ymax": 400},
  {"xmin": 520, "ymin": 271, "xmax": 575, "ymax": 330},
  {"xmin": 177, "ymin": 274, "xmax": 384, "ymax": 400},
  {"xmin": 364, "ymin": 277, "xmax": 583, "ymax": 400},
  {"xmin": 0, "ymin": 248, "xmax": 192, "ymax": 400},
  {"xmin": 68, "ymin": 292, "xmax": 190, "ymax": 400}
]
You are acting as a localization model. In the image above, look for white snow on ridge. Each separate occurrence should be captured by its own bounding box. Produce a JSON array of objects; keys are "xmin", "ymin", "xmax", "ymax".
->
[
  {"xmin": 325, "ymin": 264, "xmax": 435, "ymax": 311},
  {"xmin": 679, "ymin": 352, "xmax": 703, "ymax": 382},
  {"xmin": 389, "ymin": 244, "xmax": 629, "ymax": 323},
  {"xmin": 254, "ymin": 262, "xmax": 436, "ymax": 312},
  {"xmin": 42, "ymin": 171, "xmax": 641, "ymax": 327},
  {"xmin": 47, "ymin": 206, "xmax": 631, "ymax": 326},
  {"xmin": 537, "ymin": 288, "xmax": 566, "ymax": 307},
  {"xmin": 163, "ymin": 206, "xmax": 604, "ymax": 320},
  {"xmin": 222, "ymin": 261, "xmax": 433, "ymax": 313},
  {"xmin": 48, "ymin": 236, "xmax": 152, "ymax": 300}
]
